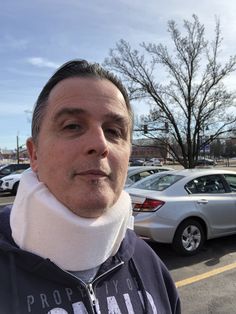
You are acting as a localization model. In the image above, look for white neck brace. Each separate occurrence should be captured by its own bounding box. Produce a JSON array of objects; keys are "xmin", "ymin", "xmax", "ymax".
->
[{"xmin": 10, "ymin": 169, "xmax": 133, "ymax": 271}]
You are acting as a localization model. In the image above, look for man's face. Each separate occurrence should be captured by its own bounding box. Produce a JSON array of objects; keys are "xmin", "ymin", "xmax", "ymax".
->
[{"xmin": 27, "ymin": 77, "xmax": 131, "ymax": 218}]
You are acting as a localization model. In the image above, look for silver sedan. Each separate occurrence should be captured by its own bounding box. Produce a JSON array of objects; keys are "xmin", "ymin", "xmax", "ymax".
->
[{"xmin": 126, "ymin": 169, "xmax": 236, "ymax": 255}]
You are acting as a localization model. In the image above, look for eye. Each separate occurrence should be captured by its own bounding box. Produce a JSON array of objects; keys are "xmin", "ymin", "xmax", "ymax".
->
[
  {"xmin": 105, "ymin": 127, "xmax": 122, "ymax": 139},
  {"xmin": 63, "ymin": 123, "xmax": 82, "ymax": 131}
]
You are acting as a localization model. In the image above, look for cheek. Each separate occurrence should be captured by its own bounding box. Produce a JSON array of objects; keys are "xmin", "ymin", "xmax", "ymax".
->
[
  {"xmin": 38, "ymin": 138, "xmax": 66, "ymax": 162},
  {"xmin": 113, "ymin": 148, "xmax": 130, "ymax": 179},
  {"xmin": 35, "ymin": 143, "xmax": 59, "ymax": 176}
]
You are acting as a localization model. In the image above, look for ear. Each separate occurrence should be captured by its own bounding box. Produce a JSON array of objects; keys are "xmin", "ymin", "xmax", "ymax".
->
[{"xmin": 26, "ymin": 137, "xmax": 38, "ymax": 172}]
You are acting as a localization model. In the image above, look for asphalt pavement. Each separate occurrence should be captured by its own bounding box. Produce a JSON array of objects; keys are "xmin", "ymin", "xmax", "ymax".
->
[{"xmin": 149, "ymin": 235, "xmax": 236, "ymax": 314}]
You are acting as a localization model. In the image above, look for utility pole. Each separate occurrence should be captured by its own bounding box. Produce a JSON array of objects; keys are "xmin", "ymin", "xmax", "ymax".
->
[{"xmin": 16, "ymin": 135, "xmax": 20, "ymax": 164}]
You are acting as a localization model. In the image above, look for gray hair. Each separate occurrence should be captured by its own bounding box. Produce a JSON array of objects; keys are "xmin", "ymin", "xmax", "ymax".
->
[{"xmin": 31, "ymin": 59, "xmax": 133, "ymax": 142}]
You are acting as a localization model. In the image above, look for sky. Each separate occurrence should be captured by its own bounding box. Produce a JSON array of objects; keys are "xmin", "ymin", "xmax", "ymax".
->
[{"xmin": 1, "ymin": 0, "xmax": 236, "ymax": 150}]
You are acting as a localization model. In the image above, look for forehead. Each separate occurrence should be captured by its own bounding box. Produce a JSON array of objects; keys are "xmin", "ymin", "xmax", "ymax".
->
[{"xmin": 46, "ymin": 77, "xmax": 129, "ymax": 119}]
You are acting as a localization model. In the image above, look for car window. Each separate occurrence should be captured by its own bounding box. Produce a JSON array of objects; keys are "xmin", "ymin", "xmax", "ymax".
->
[
  {"xmin": 11, "ymin": 169, "xmax": 26, "ymax": 175},
  {"xmin": 185, "ymin": 175, "xmax": 226, "ymax": 194},
  {"xmin": 134, "ymin": 174, "xmax": 183, "ymax": 191},
  {"xmin": 0, "ymin": 167, "xmax": 11, "ymax": 175},
  {"xmin": 129, "ymin": 169, "xmax": 159, "ymax": 184},
  {"xmin": 129, "ymin": 171, "xmax": 146, "ymax": 183},
  {"xmin": 223, "ymin": 174, "xmax": 236, "ymax": 192}
]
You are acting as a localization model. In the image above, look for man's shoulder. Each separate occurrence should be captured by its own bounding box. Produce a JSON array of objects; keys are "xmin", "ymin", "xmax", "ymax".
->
[
  {"xmin": 0, "ymin": 204, "xmax": 11, "ymax": 226},
  {"xmin": 123, "ymin": 229, "xmax": 164, "ymax": 268},
  {"xmin": 133, "ymin": 232, "xmax": 160, "ymax": 259},
  {"xmin": 126, "ymin": 231, "xmax": 181, "ymax": 313},
  {"xmin": 131, "ymin": 231, "xmax": 171, "ymax": 276},
  {"xmin": 0, "ymin": 205, "xmax": 15, "ymax": 247}
]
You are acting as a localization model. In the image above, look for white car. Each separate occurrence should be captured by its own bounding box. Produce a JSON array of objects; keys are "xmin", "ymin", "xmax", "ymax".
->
[
  {"xmin": 143, "ymin": 158, "xmax": 163, "ymax": 166},
  {"xmin": 126, "ymin": 168, "xmax": 236, "ymax": 255},
  {"xmin": 0, "ymin": 169, "xmax": 25, "ymax": 195}
]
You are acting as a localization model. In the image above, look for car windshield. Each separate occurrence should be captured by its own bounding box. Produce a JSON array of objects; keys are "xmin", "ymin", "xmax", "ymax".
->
[
  {"xmin": 127, "ymin": 168, "xmax": 138, "ymax": 175},
  {"xmin": 11, "ymin": 169, "xmax": 26, "ymax": 175},
  {"xmin": 133, "ymin": 173, "xmax": 184, "ymax": 191}
]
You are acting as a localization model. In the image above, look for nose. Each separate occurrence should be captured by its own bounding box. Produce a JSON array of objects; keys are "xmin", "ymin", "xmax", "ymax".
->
[{"xmin": 86, "ymin": 127, "xmax": 109, "ymax": 158}]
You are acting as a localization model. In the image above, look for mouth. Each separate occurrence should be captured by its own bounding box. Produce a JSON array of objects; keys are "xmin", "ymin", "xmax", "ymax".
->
[{"xmin": 74, "ymin": 169, "xmax": 110, "ymax": 179}]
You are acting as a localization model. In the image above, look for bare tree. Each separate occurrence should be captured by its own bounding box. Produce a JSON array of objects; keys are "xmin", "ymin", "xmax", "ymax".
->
[{"xmin": 104, "ymin": 15, "xmax": 236, "ymax": 168}]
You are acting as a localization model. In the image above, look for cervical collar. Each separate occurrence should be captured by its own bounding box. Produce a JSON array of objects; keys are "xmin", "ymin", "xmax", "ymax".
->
[{"xmin": 10, "ymin": 169, "xmax": 133, "ymax": 271}]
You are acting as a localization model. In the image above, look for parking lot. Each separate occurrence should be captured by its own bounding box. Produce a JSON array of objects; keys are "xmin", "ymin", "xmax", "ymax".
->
[
  {"xmin": 1, "ymin": 164, "xmax": 236, "ymax": 313},
  {"xmin": 148, "ymin": 236, "xmax": 236, "ymax": 313}
]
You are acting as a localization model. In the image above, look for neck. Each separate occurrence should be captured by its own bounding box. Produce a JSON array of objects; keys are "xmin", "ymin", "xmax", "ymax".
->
[{"xmin": 10, "ymin": 169, "xmax": 133, "ymax": 271}]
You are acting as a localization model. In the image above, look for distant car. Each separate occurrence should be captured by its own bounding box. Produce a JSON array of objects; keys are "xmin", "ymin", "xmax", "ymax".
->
[
  {"xmin": 126, "ymin": 168, "xmax": 236, "ymax": 256},
  {"xmin": 196, "ymin": 158, "xmax": 217, "ymax": 167},
  {"xmin": 143, "ymin": 158, "xmax": 163, "ymax": 166},
  {"xmin": 129, "ymin": 159, "xmax": 145, "ymax": 166},
  {"xmin": 0, "ymin": 163, "xmax": 30, "ymax": 178},
  {"xmin": 125, "ymin": 166, "xmax": 173, "ymax": 187},
  {"xmin": 0, "ymin": 169, "xmax": 27, "ymax": 195}
]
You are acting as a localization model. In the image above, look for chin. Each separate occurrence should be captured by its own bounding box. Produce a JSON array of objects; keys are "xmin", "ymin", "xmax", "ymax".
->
[
  {"xmin": 69, "ymin": 198, "xmax": 114, "ymax": 218},
  {"xmin": 71, "ymin": 206, "xmax": 106, "ymax": 218}
]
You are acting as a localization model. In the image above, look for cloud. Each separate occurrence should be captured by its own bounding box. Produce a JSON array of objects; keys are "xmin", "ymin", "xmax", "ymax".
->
[
  {"xmin": 27, "ymin": 57, "xmax": 60, "ymax": 69},
  {"xmin": 0, "ymin": 34, "xmax": 29, "ymax": 51}
]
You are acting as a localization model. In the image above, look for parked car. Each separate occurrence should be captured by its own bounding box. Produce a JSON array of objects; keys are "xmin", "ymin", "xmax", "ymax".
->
[
  {"xmin": 143, "ymin": 158, "xmax": 163, "ymax": 166},
  {"xmin": 196, "ymin": 158, "xmax": 217, "ymax": 167},
  {"xmin": 0, "ymin": 163, "xmax": 30, "ymax": 178},
  {"xmin": 125, "ymin": 166, "xmax": 173, "ymax": 187},
  {"xmin": 126, "ymin": 168, "xmax": 236, "ymax": 256},
  {"xmin": 129, "ymin": 159, "xmax": 145, "ymax": 166},
  {"xmin": 0, "ymin": 169, "xmax": 26, "ymax": 195}
]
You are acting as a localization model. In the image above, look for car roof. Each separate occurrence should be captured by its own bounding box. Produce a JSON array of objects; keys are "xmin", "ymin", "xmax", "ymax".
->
[
  {"xmin": 128, "ymin": 168, "xmax": 236, "ymax": 189},
  {"xmin": 127, "ymin": 168, "xmax": 236, "ymax": 197},
  {"xmin": 168, "ymin": 168, "xmax": 236, "ymax": 177},
  {"xmin": 127, "ymin": 166, "xmax": 173, "ymax": 175}
]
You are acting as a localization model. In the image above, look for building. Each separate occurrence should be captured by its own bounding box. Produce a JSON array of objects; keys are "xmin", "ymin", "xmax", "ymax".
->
[{"xmin": 131, "ymin": 138, "xmax": 167, "ymax": 160}]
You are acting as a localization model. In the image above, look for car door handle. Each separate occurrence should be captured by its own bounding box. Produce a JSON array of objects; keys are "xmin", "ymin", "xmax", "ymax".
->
[{"xmin": 197, "ymin": 199, "xmax": 208, "ymax": 204}]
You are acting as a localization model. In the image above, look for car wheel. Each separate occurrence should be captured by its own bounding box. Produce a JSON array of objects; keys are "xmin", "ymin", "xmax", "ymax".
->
[
  {"xmin": 172, "ymin": 219, "xmax": 205, "ymax": 256},
  {"xmin": 11, "ymin": 182, "xmax": 19, "ymax": 196}
]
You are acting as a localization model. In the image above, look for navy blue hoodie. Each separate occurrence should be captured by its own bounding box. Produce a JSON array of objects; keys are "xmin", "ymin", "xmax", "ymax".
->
[{"xmin": 0, "ymin": 206, "xmax": 181, "ymax": 314}]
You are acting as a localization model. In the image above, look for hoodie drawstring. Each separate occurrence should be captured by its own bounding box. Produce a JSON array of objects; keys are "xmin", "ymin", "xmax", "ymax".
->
[
  {"xmin": 130, "ymin": 258, "xmax": 153, "ymax": 313},
  {"xmin": 9, "ymin": 252, "xmax": 21, "ymax": 314}
]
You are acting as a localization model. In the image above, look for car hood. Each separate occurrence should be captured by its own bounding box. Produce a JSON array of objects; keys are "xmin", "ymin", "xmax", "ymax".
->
[{"xmin": 1, "ymin": 173, "xmax": 22, "ymax": 181}]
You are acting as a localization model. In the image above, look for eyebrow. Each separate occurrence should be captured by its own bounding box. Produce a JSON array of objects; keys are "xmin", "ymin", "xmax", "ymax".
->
[
  {"xmin": 53, "ymin": 107, "xmax": 130, "ymax": 125},
  {"xmin": 53, "ymin": 108, "xmax": 86, "ymax": 122}
]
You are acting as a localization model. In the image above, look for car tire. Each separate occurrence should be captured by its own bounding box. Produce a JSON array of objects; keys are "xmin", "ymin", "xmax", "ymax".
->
[
  {"xmin": 11, "ymin": 182, "xmax": 19, "ymax": 196},
  {"xmin": 172, "ymin": 219, "xmax": 205, "ymax": 256}
]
